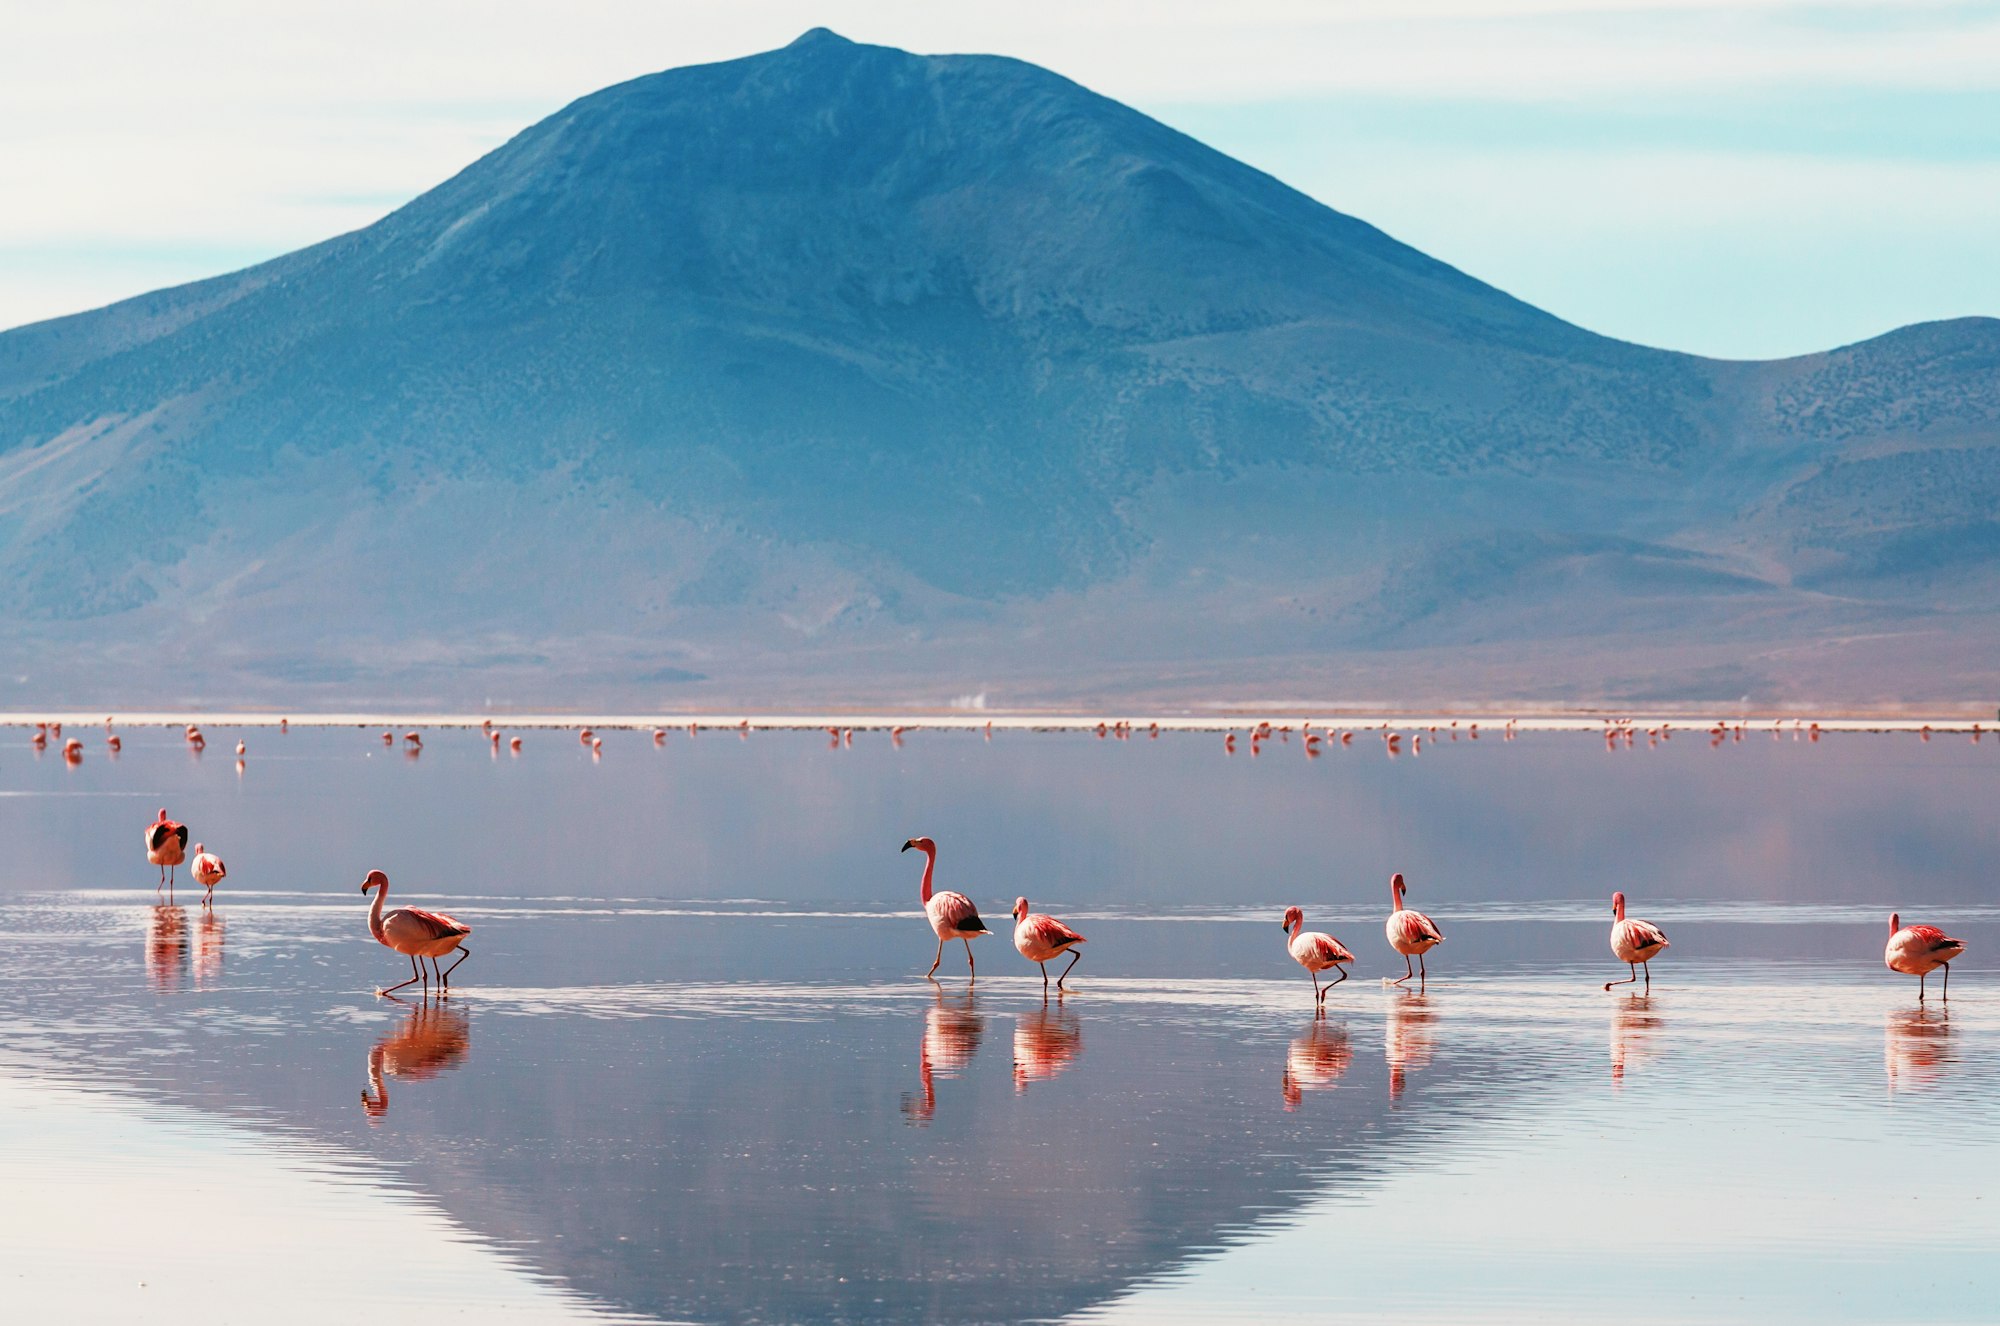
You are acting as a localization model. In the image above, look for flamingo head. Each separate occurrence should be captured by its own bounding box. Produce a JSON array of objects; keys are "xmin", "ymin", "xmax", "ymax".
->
[
  {"xmin": 361, "ymin": 869, "xmax": 389, "ymax": 894},
  {"xmin": 1391, "ymin": 873, "xmax": 1407, "ymax": 903},
  {"xmin": 1014, "ymin": 897, "xmax": 1030, "ymax": 921},
  {"xmin": 1281, "ymin": 905, "xmax": 1303, "ymax": 934},
  {"xmin": 192, "ymin": 842, "xmax": 204, "ymax": 856},
  {"xmin": 1889, "ymin": 912, "xmax": 1901, "ymax": 935},
  {"xmin": 901, "ymin": 836, "xmax": 936, "ymax": 858},
  {"xmin": 156, "ymin": 807, "xmax": 169, "ymax": 823},
  {"xmin": 1611, "ymin": 891, "xmax": 1627, "ymax": 920}
]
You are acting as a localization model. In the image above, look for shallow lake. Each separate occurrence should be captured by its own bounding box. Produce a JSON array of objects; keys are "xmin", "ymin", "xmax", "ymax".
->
[{"xmin": 1, "ymin": 722, "xmax": 1994, "ymax": 1323}]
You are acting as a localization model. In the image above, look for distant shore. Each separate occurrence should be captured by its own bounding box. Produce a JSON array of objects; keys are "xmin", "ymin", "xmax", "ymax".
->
[{"xmin": 3, "ymin": 710, "xmax": 1994, "ymax": 735}]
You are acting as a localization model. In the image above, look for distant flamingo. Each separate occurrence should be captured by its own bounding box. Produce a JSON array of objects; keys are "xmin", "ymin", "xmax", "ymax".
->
[
  {"xmin": 901, "ymin": 837, "xmax": 988, "ymax": 980},
  {"xmin": 235, "ymin": 740, "xmax": 246, "ymax": 757},
  {"xmin": 1605, "ymin": 891, "xmax": 1669, "ymax": 991},
  {"xmin": 146, "ymin": 808, "xmax": 188, "ymax": 891},
  {"xmin": 1282, "ymin": 907, "xmax": 1354, "ymax": 1007},
  {"xmin": 360, "ymin": 870, "xmax": 472, "ymax": 996},
  {"xmin": 190, "ymin": 842, "xmax": 226, "ymax": 907},
  {"xmin": 1886, "ymin": 913, "xmax": 1966, "ymax": 1001},
  {"xmin": 509, "ymin": 736, "xmax": 522, "ymax": 753},
  {"xmin": 1012, "ymin": 897, "xmax": 1085, "ymax": 992},
  {"xmin": 1386, "ymin": 873, "xmax": 1443, "ymax": 986}
]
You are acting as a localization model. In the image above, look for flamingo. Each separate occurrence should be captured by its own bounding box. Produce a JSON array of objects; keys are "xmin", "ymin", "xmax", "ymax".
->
[
  {"xmin": 1605, "ymin": 891, "xmax": 1669, "ymax": 991},
  {"xmin": 360, "ymin": 870, "xmax": 472, "ymax": 996},
  {"xmin": 1886, "ymin": 913, "xmax": 1966, "ymax": 1001},
  {"xmin": 901, "ymin": 837, "xmax": 988, "ymax": 980},
  {"xmin": 146, "ymin": 808, "xmax": 188, "ymax": 892},
  {"xmin": 1011, "ymin": 897, "xmax": 1085, "ymax": 992},
  {"xmin": 1281, "ymin": 906, "xmax": 1355, "ymax": 1007},
  {"xmin": 1386, "ymin": 873, "xmax": 1443, "ymax": 987},
  {"xmin": 509, "ymin": 736, "xmax": 522, "ymax": 753},
  {"xmin": 190, "ymin": 842, "xmax": 226, "ymax": 907},
  {"xmin": 234, "ymin": 740, "xmax": 246, "ymax": 757}
]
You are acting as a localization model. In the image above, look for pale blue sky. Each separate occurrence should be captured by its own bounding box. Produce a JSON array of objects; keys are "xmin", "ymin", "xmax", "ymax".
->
[{"xmin": 1, "ymin": 1, "xmax": 1994, "ymax": 358}]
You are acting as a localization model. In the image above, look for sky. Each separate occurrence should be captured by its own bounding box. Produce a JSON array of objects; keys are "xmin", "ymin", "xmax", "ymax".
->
[{"xmin": 1, "ymin": 1, "xmax": 1995, "ymax": 359}]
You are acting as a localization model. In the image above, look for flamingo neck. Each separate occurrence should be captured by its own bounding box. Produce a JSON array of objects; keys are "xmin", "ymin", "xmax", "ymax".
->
[
  {"xmin": 1890, "ymin": 913, "xmax": 1900, "ymax": 935},
  {"xmin": 368, "ymin": 883, "xmax": 389, "ymax": 942},
  {"xmin": 918, "ymin": 848, "xmax": 936, "ymax": 904},
  {"xmin": 1614, "ymin": 896, "xmax": 1626, "ymax": 921}
]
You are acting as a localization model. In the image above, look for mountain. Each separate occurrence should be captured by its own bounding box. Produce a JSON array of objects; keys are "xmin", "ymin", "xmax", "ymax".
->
[{"xmin": 3, "ymin": 28, "xmax": 1997, "ymax": 711}]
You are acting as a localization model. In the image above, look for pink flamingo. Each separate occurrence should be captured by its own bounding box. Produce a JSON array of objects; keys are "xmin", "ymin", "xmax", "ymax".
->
[
  {"xmin": 1282, "ymin": 906, "xmax": 1355, "ymax": 1008},
  {"xmin": 1605, "ymin": 891, "xmax": 1669, "ymax": 990},
  {"xmin": 901, "ymin": 837, "xmax": 988, "ymax": 980},
  {"xmin": 1386, "ymin": 873, "xmax": 1443, "ymax": 986},
  {"xmin": 190, "ymin": 843, "xmax": 227, "ymax": 907},
  {"xmin": 1011, "ymin": 897, "xmax": 1086, "ymax": 992},
  {"xmin": 1886, "ymin": 913, "xmax": 1967, "ymax": 1001},
  {"xmin": 360, "ymin": 870, "xmax": 472, "ymax": 996},
  {"xmin": 146, "ymin": 808, "xmax": 188, "ymax": 892}
]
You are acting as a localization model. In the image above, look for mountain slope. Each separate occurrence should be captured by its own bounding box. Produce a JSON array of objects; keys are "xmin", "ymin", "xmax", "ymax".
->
[{"xmin": 2, "ymin": 29, "xmax": 1997, "ymax": 709}]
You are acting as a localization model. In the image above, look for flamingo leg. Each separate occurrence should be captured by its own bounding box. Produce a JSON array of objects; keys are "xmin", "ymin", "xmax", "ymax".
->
[
  {"xmin": 1392, "ymin": 954, "xmax": 1415, "ymax": 987},
  {"xmin": 1919, "ymin": 971, "xmax": 1927, "ymax": 1002},
  {"xmin": 1040, "ymin": 961, "xmax": 1050, "ymax": 993},
  {"xmin": 1325, "ymin": 965, "xmax": 1348, "ymax": 990},
  {"xmin": 1942, "ymin": 963, "xmax": 1950, "ymax": 1001},
  {"xmin": 1642, "ymin": 961, "xmax": 1651, "ymax": 992},
  {"xmin": 927, "ymin": 936, "xmax": 944, "ymax": 979},
  {"xmin": 1605, "ymin": 962, "xmax": 1640, "ymax": 991},
  {"xmin": 1311, "ymin": 970, "xmax": 1322, "ymax": 1003},
  {"xmin": 1056, "ymin": 949, "xmax": 1082, "ymax": 991},
  {"xmin": 1419, "ymin": 952, "xmax": 1428, "ymax": 986},
  {"xmin": 963, "ymin": 937, "xmax": 976, "ymax": 982},
  {"xmin": 440, "ymin": 946, "xmax": 471, "ymax": 987},
  {"xmin": 379, "ymin": 957, "xmax": 424, "ymax": 996}
]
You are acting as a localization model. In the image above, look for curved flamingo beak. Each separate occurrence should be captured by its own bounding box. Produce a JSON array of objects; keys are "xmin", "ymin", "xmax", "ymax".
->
[{"xmin": 901, "ymin": 840, "xmax": 914, "ymax": 853}]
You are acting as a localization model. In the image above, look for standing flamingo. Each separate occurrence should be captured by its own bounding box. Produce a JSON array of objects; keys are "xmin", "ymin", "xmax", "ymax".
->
[
  {"xmin": 146, "ymin": 808, "xmax": 188, "ymax": 892},
  {"xmin": 1282, "ymin": 906, "xmax": 1355, "ymax": 1008},
  {"xmin": 1886, "ymin": 913, "xmax": 1966, "ymax": 1001},
  {"xmin": 901, "ymin": 837, "xmax": 988, "ymax": 980},
  {"xmin": 190, "ymin": 842, "xmax": 227, "ymax": 907},
  {"xmin": 1605, "ymin": 891, "xmax": 1670, "ymax": 991},
  {"xmin": 360, "ymin": 870, "xmax": 472, "ymax": 996},
  {"xmin": 1011, "ymin": 897, "xmax": 1086, "ymax": 992},
  {"xmin": 1386, "ymin": 873, "xmax": 1443, "ymax": 987}
]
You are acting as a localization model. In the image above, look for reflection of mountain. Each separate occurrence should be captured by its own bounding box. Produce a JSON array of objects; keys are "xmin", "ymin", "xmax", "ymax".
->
[
  {"xmin": 362, "ymin": 1000, "xmax": 472, "ymax": 1121},
  {"xmin": 39, "ymin": 976, "xmax": 1547, "ymax": 1326}
]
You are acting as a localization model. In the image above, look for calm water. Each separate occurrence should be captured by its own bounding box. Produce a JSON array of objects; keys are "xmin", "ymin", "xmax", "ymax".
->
[{"xmin": 1, "ymin": 724, "xmax": 1996, "ymax": 1323}]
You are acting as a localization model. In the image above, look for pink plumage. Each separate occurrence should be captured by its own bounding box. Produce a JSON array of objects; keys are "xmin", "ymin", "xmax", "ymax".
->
[
  {"xmin": 1885, "ymin": 912, "xmax": 1966, "ymax": 1001},
  {"xmin": 1012, "ymin": 897, "xmax": 1086, "ymax": 992},
  {"xmin": 190, "ymin": 842, "xmax": 226, "ymax": 906},
  {"xmin": 1385, "ymin": 873, "xmax": 1443, "ymax": 986},
  {"xmin": 361, "ymin": 870, "xmax": 472, "ymax": 997},
  {"xmin": 903, "ymin": 837, "xmax": 989, "ymax": 981},
  {"xmin": 146, "ymin": 808, "xmax": 189, "ymax": 891},
  {"xmin": 1282, "ymin": 906, "xmax": 1354, "ymax": 1007},
  {"xmin": 1605, "ymin": 891, "xmax": 1669, "ymax": 991}
]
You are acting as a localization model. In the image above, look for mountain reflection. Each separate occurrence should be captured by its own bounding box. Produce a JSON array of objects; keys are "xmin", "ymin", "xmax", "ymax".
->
[
  {"xmin": 362, "ymin": 999, "xmax": 472, "ymax": 1122},
  {"xmin": 902, "ymin": 988, "xmax": 984, "ymax": 1124},
  {"xmin": 1884, "ymin": 1005, "xmax": 1954, "ymax": 1093},
  {"xmin": 145, "ymin": 904, "xmax": 188, "ymax": 992},
  {"xmin": 1283, "ymin": 1018, "xmax": 1352, "ymax": 1109},
  {"xmin": 1385, "ymin": 992, "xmax": 1437, "ymax": 1100},
  {"xmin": 1013, "ymin": 999, "xmax": 1083, "ymax": 1093}
]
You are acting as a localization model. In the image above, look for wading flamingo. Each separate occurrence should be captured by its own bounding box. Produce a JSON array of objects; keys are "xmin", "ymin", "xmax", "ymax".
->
[
  {"xmin": 1012, "ymin": 898, "xmax": 1085, "ymax": 992},
  {"xmin": 146, "ymin": 808, "xmax": 188, "ymax": 892},
  {"xmin": 1386, "ymin": 873, "xmax": 1443, "ymax": 986},
  {"xmin": 902, "ymin": 837, "xmax": 988, "ymax": 980},
  {"xmin": 1886, "ymin": 913, "xmax": 1966, "ymax": 1001},
  {"xmin": 190, "ymin": 843, "xmax": 226, "ymax": 907},
  {"xmin": 360, "ymin": 870, "xmax": 472, "ymax": 996},
  {"xmin": 1605, "ymin": 891, "xmax": 1669, "ymax": 991},
  {"xmin": 1282, "ymin": 906, "xmax": 1355, "ymax": 1008}
]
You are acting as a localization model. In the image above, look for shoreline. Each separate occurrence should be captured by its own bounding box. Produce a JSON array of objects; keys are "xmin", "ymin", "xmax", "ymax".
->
[{"xmin": 3, "ymin": 710, "xmax": 1993, "ymax": 735}]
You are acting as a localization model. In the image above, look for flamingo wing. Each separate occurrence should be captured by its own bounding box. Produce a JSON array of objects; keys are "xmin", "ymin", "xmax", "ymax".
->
[
  {"xmin": 394, "ymin": 907, "xmax": 472, "ymax": 939},
  {"xmin": 174, "ymin": 823, "xmax": 189, "ymax": 850},
  {"xmin": 1398, "ymin": 910, "xmax": 1444, "ymax": 944},
  {"xmin": 147, "ymin": 822, "xmax": 174, "ymax": 852},
  {"xmin": 1906, "ymin": 924, "xmax": 1962, "ymax": 951},
  {"xmin": 1308, "ymin": 933, "xmax": 1353, "ymax": 965},
  {"xmin": 1025, "ymin": 914, "xmax": 1085, "ymax": 949},
  {"xmin": 929, "ymin": 890, "xmax": 987, "ymax": 935},
  {"xmin": 1627, "ymin": 919, "xmax": 1669, "ymax": 949}
]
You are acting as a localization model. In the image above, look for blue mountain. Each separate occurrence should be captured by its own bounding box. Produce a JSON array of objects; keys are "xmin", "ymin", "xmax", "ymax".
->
[{"xmin": 2, "ymin": 29, "xmax": 1995, "ymax": 708}]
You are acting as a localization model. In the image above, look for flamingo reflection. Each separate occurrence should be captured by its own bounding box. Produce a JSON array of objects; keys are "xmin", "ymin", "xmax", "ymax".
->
[
  {"xmin": 1282, "ymin": 1019, "xmax": 1352, "ymax": 1110},
  {"xmin": 145, "ymin": 904, "xmax": 189, "ymax": 992},
  {"xmin": 192, "ymin": 908, "xmax": 226, "ymax": 990},
  {"xmin": 1012, "ymin": 1000, "xmax": 1083, "ymax": 1093},
  {"xmin": 1884, "ymin": 1006, "xmax": 1955, "ymax": 1093},
  {"xmin": 1384, "ymin": 992, "xmax": 1437, "ymax": 1100},
  {"xmin": 1608, "ymin": 995, "xmax": 1664, "ymax": 1088},
  {"xmin": 900, "ymin": 989, "xmax": 984, "ymax": 1125},
  {"xmin": 361, "ymin": 998, "xmax": 472, "ymax": 1123}
]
